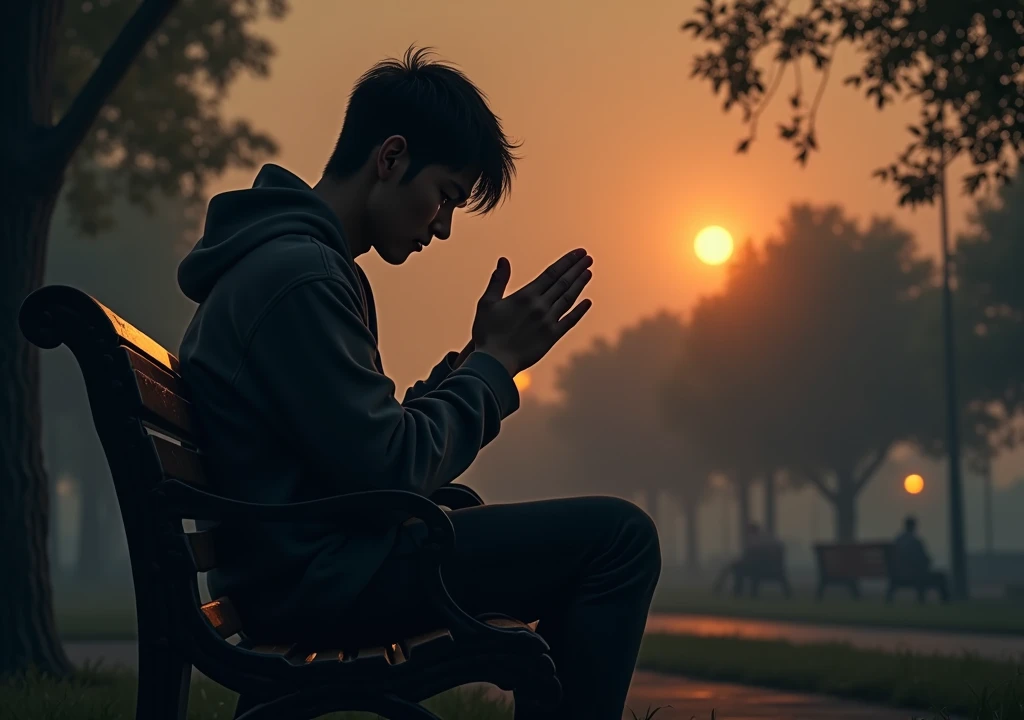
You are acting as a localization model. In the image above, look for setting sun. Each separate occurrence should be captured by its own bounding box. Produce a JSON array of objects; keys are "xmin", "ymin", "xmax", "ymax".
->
[
  {"xmin": 904, "ymin": 474, "xmax": 925, "ymax": 495},
  {"xmin": 694, "ymin": 226, "xmax": 735, "ymax": 265},
  {"xmin": 514, "ymin": 371, "xmax": 532, "ymax": 392}
]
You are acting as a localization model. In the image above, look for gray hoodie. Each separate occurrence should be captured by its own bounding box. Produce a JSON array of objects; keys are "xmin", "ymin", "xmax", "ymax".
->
[{"xmin": 177, "ymin": 164, "xmax": 519, "ymax": 639}]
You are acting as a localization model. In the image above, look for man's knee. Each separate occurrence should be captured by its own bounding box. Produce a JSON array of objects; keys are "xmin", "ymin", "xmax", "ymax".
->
[{"xmin": 601, "ymin": 497, "xmax": 662, "ymax": 578}]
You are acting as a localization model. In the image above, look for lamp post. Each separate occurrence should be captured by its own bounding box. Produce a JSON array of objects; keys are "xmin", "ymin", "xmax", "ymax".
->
[{"xmin": 939, "ymin": 162, "xmax": 968, "ymax": 601}]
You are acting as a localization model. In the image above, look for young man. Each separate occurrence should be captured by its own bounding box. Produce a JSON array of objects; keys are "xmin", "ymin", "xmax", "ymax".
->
[{"xmin": 177, "ymin": 47, "xmax": 660, "ymax": 719}]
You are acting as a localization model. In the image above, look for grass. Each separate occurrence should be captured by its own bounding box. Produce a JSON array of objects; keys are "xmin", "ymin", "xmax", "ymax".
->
[
  {"xmin": 652, "ymin": 585, "xmax": 1024, "ymax": 636},
  {"xmin": 638, "ymin": 633, "xmax": 1024, "ymax": 719},
  {"xmin": 0, "ymin": 665, "xmax": 514, "ymax": 720},
  {"xmin": 0, "ymin": 663, "xmax": 671, "ymax": 720}
]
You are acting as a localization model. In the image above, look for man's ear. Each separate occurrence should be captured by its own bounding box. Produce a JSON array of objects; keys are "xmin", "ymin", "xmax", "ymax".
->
[{"xmin": 376, "ymin": 135, "xmax": 408, "ymax": 181}]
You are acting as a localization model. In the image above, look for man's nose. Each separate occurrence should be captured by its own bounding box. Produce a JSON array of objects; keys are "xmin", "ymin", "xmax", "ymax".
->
[{"xmin": 430, "ymin": 217, "xmax": 452, "ymax": 241}]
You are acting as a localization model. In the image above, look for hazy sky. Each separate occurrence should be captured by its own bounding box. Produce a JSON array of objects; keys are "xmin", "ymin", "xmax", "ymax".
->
[{"xmin": 207, "ymin": 0, "xmax": 979, "ymax": 401}]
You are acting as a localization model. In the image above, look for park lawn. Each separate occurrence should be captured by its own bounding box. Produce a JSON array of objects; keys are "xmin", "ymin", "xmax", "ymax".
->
[
  {"xmin": 638, "ymin": 633, "xmax": 1024, "ymax": 719},
  {"xmin": 0, "ymin": 667, "xmax": 674, "ymax": 720},
  {"xmin": 0, "ymin": 666, "xmax": 513, "ymax": 720},
  {"xmin": 652, "ymin": 585, "xmax": 1024, "ymax": 636}
]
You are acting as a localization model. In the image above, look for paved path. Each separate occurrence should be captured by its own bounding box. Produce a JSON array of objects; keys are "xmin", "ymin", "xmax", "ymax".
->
[
  {"xmin": 646, "ymin": 613, "xmax": 1024, "ymax": 661},
  {"xmin": 65, "ymin": 642, "xmax": 932, "ymax": 719}
]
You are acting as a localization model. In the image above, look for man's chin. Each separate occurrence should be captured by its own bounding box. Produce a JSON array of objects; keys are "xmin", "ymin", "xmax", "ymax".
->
[{"xmin": 373, "ymin": 245, "xmax": 413, "ymax": 266}]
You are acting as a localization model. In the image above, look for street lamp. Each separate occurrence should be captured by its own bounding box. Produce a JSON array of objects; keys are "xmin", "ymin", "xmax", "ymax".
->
[{"xmin": 939, "ymin": 164, "xmax": 968, "ymax": 601}]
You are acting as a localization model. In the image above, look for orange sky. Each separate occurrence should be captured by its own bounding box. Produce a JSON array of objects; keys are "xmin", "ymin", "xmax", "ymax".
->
[{"xmin": 207, "ymin": 0, "xmax": 977, "ymax": 401}]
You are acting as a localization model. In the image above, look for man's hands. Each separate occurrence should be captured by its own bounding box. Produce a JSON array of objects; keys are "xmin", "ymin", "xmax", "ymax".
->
[
  {"xmin": 453, "ymin": 338, "xmax": 475, "ymax": 369},
  {"xmin": 470, "ymin": 249, "xmax": 594, "ymax": 377}
]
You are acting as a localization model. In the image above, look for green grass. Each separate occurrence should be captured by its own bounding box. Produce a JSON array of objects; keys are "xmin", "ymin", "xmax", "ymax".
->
[
  {"xmin": 0, "ymin": 665, "xmax": 513, "ymax": 720},
  {"xmin": 638, "ymin": 633, "xmax": 1024, "ymax": 719},
  {"xmin": 0, "ymin": 666, "xmax": 676, "ymax": 720},
  {"xmin": 652, "ymin": 586, "xmax": 1024, "ymax": 636}
]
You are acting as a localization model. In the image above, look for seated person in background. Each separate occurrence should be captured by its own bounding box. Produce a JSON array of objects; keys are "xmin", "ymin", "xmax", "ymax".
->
[
  {"xmin": 889, "ymin": 516, "xmax": 949, "ymax": 603},
  {"xmin": 176, "ymin": 46, "xmax": 661, "ymax": 720}
]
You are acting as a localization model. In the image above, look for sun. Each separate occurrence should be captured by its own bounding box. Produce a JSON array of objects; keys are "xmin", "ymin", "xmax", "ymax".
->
[
  {"xmin": 904, "ymin": 473, "xmax": 925, "ymax": 495},
  {"xmin": 694, "ymin": 226, "xmax": 735, "ymax": 265},
  {"xmin": 513, "ymin": 370, "xmax": 532, "ymax": 392}
]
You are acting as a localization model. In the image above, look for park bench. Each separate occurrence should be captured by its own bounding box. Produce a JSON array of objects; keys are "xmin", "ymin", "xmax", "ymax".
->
[
  {"xmin": 814, "ymin": 542, "xmax": 948, "ymax": 602},
  {"xmin": 19, "ymin": 284, "xmax": 561, "ymax": 720},
  {"xmin": 713, "ymin": 542, "xmax": 792, "ymax": 598}
]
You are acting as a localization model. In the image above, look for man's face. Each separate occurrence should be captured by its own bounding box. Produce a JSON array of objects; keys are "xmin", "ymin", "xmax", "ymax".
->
[{"xmin": 367, "ymin": 136, "xmax": 478, "ymax": 265}]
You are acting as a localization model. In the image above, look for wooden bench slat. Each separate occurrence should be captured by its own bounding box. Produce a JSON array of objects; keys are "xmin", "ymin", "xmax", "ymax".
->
[
  {"xmin": 100, "ymin": 303, "xmax": 182, "ymax": 375},
  {"xmin": 124, "ymin": 347, "xmax": 193, "ymax": 440},
  {"xmin": 201, "ymin": 597, "xmax": 243, "ymax": 639},
  {"xmin": 152, "ymin": 435, "xmax": 208, "ymax": 487},
  {"xmin": 186, "ymin": 530, "xmax": 217, "ymax": 571}
]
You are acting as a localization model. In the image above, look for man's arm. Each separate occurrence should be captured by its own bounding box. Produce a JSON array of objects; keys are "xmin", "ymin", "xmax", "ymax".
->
[
  {"xmin": 402, "ymin": 339, "xmax": 476, "ymax": 403},
  {"xmin": 239, "ymin": 277, "xmax": 519, "ymax": 497}
]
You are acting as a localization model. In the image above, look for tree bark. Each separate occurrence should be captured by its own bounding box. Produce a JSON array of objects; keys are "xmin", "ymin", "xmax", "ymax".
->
[
  {"xmin": 0, "ymin": 0, "xmax": 73, "ymax": 679},
  {"xmin": 833, "ymin": 471, "xmax": 858, "ymax": 543},
  {"xmin": 0, "ymin": 194, "xmax": 72, "ymax": 678}
]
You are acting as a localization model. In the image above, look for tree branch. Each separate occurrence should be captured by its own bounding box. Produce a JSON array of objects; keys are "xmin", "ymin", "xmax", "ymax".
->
[
  {"xmin": 798, "ymin": 467, "xmax": 836, "ymax": 502},
  {"xmin": 51, "ymin": 0, "xmax": 179, "ymax": 169},
  {"xmin": 854, "ymin": 443, "xmax": 892, "ymax": 493}
]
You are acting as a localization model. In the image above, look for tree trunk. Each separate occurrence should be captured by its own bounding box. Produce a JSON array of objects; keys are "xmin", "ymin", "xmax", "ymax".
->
[
  {"xmin": 684, "ymin": 501, "xmax": 700, "ymax": 572},
  {"xmin": 833, "ymin": 472, "xmax": 858, "ymax": 543},
  {"xmin": 736, "ymin": 476, "xmax": 752, "ymax": 552},
  {"xmin": 0, "ymin": 194, "xmax": 72, "ymax": 678},
  {"xmin": 763, "ymin": 473, "xmax": 777, "ymax": 537}
]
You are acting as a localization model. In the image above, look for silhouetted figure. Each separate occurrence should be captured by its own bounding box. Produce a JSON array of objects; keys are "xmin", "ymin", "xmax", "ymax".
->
[
  {"xmin": 713, "ymin": 523, "xmax": 791, "ymax": 598},
  {"xmin": 887, "ymin": 516, "xmax": 950, "ymax": 603},
  {"xmin": 176, "ymin": 47, "xmax": 660, "ymax": 720}
]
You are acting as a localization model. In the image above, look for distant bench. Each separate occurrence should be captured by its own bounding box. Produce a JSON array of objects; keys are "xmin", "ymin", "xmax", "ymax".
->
[
  {"xmin": 714, "ymin": 542, "xmax": 792, "ymax": 598},
  {"xmin": 814, "ymin": 542, "xmax": 949, "ymax": 603}
]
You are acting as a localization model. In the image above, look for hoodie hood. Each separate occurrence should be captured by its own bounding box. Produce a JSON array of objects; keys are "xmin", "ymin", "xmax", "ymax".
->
[{"xmin": 178, "ymin": 164, "xmax": 350, "ymax": 302}]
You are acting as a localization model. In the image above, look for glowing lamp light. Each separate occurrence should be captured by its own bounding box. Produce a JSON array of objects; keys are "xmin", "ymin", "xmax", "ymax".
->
[{"xmin": 904, "ymin": 473, "xmax": 925, "ymax": 495}]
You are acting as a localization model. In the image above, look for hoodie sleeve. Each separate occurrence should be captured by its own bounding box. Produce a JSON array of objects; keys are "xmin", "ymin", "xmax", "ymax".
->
[
  {"xmin": 238, "ymin": 276, "xmax": 519, "ymax": 496},
  {"xmin": 402, "ymin": 352, "xmax": 458, "ymax": 404}
]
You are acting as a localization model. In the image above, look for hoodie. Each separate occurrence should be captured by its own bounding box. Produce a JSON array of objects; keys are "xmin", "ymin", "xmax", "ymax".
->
[{"xmin": 177, "ymin": 164, "xmax": 519, "ymax": 639}]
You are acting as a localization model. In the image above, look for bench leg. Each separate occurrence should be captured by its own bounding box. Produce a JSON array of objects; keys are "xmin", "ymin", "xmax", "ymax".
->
[
  {"xmin": 135, "ymin": 640, "xmax": 190, "ymax": 720},
  {"xmin": 234, "ymin": 694, "xmax": 258, "ymax": 720}
]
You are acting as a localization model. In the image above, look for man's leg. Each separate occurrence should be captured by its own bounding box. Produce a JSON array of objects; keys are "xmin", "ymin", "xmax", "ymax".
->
[{"xmin": 342, "ymin": 496, "xmax": 662, "ymax": 720}]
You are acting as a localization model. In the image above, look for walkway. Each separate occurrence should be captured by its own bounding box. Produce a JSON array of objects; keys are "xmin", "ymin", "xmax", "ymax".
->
[{"xmin": 646, "ymin": 613, "xmax": 1024, "ymax": 661}]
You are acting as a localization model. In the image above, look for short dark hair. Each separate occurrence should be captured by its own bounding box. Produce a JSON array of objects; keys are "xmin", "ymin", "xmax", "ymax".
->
[
  {"xmin": 324, "ymin": 46, "xmax": 519, "ymax": 214},
  {"xmin": 905, "ymin": 515, "xmax": 917, "ymax": 531}
]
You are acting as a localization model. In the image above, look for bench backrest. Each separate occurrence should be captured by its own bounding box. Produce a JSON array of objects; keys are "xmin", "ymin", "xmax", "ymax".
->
[
  {"xmin": 19, "ymin": 285, "xmax": 243, "ymax": 645},
  {"xmin": 814, "ymin": 542, "xmax": 892, "ymax": 580}
]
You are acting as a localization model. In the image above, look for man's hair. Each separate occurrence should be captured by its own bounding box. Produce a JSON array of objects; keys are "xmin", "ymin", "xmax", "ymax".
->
[
  {"xmin": 904, "ymin": 515, "xmax": 918, "ymax": 531},
  {"xmin": 324, "ymin": 46, "xmax": 519, "ymax": 214}
]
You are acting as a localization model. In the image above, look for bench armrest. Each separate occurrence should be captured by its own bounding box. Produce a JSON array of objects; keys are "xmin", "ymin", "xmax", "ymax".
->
[
  {"xmin": 151, "ymin": 479, "xmax": 455, "ymax": 550},
  {"xmin": 430, "ymin": 483, "xmax": 484, "ymax": 510}
]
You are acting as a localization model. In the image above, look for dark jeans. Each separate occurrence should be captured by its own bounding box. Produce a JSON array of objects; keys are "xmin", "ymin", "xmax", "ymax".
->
[{"xmin": 339, "ymin": 496, "xmax": 662, "ymax": 720}]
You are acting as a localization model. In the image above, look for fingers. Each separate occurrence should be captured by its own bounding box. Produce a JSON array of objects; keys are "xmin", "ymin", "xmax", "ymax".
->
[
  {"xmin": 480, "ymin": 257, "xmax": 511, "ymax": 305},
  {"xmin": 555, "ymin": 298, "xmax": 593, "ymax": 338},
  {"xmin": 542, "ymin": 254, "xmax": 593, "ymax": 305},
  {"xmin": 520, "ymin": 248, "xmax": 587, "ymax": 297},
  {"xmin": 546, "ymin": 266, "xmax": 593, "ymax": 322}
]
